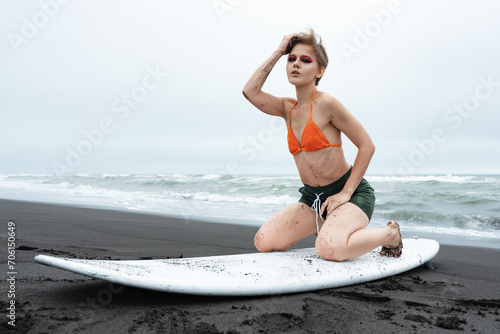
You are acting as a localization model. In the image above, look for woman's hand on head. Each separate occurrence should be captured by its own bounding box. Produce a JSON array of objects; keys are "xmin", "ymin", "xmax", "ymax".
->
[{"xmin": 278, "ymin": 34, "xmax": 298, "ymax": 55}]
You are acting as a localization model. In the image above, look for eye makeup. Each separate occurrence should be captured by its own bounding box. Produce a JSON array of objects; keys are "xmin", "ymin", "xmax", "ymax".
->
[{"xmin": 287, "ymin": 55, "xmax": 313, "ymax": 63}]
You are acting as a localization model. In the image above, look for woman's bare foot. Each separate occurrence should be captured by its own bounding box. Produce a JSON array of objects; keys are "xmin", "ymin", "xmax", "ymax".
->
[{"xmin": 380, "ymin": 220, "xmax": 403, "ymax": 258}]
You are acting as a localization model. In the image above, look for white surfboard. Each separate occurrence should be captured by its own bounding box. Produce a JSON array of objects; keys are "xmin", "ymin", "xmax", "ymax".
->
[{"xmin": 34, "ymin": 238, "xmax": 439, "ymax": 296}]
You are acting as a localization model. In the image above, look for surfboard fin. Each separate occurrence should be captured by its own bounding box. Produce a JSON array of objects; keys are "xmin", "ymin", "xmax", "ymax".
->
[{"xmin": 424, "ymin": 261, "xmax": 435, "ymax": 270}]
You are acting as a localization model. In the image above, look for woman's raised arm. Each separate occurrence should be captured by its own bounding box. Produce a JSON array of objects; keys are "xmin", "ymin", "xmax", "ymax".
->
[{"xmin": 242, "ymin": 34, "xmax": 297, "ymax": 118}]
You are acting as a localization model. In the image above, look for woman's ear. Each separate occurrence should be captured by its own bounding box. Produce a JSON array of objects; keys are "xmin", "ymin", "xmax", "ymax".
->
[{"xmin": 316, "ymin": 66, "xmax": 326, "ymax": 79}]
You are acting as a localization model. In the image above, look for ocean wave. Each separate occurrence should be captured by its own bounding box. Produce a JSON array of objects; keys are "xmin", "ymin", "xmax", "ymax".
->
[
  {"xmin": 402, "ymin": 225, "xmax": 500, "ymax": 239},
  {"xmin": 367, "ymin": 175, "xmax": 498, "ymax": 184},
  {"xmin": 1, "ymin": 173, "xmax": 499, "ymax": 245},
  {"xmin": 385, "ymin": 209, "xmax": 447, "ymax": 222},
  {"xmin": 75, "ymin": 184, "xmax": 99, "ymax": 192},
  {"xmin": 201, "ymin": 174, "xmax": 224, "ymax": 180},
  {"xmin": 453, "ymin": 214, "xmax": 500, "ymax": 230},
  {"xmin": 165, "ymin": 190, "xmax": 294, "ymax": 206},
  {"xmin": 56, "ymin": 181, "xmax": 73, "ymax": 188}
]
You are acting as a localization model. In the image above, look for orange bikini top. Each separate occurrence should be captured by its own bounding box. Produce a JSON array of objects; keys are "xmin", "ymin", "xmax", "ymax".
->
[{"xmin": 287, "ymin": 91, "xmax": 342, "ymax": 155}]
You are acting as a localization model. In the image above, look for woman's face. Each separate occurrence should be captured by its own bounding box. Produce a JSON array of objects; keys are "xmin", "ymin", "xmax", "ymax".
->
[{"xmin": 286, "ymin": 44, "xmax": 324, "ymax": 87}]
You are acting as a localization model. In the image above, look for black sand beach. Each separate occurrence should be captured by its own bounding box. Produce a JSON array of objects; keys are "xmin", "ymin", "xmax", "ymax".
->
[{"xmin": 1, "ymin": 199, "xmax": 499, "ymax": 333}]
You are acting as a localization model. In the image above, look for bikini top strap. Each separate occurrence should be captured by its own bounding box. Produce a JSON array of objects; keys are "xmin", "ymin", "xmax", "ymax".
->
[
  {"xmin": 309, "ymin": 90, "xmax": 318, "ymax": 117},
  {"xmin": 289, "ymin": 101, "xmax": 298, "ymax": 126}
]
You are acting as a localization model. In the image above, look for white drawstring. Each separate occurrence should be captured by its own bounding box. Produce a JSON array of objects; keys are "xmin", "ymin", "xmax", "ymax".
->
[{"xmin": 311, "ymin": 192, "xmax": 324, "ymax": 235}]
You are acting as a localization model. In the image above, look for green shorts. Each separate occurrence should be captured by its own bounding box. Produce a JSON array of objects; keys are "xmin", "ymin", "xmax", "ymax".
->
[{"xmin": 298, "ymin": 166, "xmax": 376, "ymax": 221}]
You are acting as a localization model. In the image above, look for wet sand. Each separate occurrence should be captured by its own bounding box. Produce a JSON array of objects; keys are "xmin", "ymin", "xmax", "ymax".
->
[{"xmin": 1, "ymin": 199, "xmax": 499, "ymax": 333}]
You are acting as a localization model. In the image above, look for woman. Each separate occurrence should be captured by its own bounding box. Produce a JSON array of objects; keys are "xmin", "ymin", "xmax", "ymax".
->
[{"xmin": 242, "ymin": 29, "xmax": 402, "ymax": 261}]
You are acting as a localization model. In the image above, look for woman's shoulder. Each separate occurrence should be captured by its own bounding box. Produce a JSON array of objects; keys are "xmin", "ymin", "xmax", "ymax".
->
[
  {"xmin": 316, "ymin": 91, "xmax": 350, "ymax": 117},
  {"xmin": 317, "ymin": 91, "xmax": 341, "ymax": 104},
  {"xmin": 283, "ymin": 97, "xmax": 297, "ymax": 117},
  {"xmin": 316, "ymin": 91, "xmax": 343, "ymax": 109}
]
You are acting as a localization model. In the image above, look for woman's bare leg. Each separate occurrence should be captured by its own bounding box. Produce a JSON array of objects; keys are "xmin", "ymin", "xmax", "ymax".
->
[
  {"xmin": 315, "ymin": 203, "xmax": 402, "ymax": 261},
  {"xmin": 254, "ymin": 202, "xmax": 317, "ymax": 252}
]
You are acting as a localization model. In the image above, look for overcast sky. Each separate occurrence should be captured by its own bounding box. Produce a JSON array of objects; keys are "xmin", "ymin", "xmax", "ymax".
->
[{"xmin": 1, "ymin": 0, "xmax": 499, "ymax": 175}]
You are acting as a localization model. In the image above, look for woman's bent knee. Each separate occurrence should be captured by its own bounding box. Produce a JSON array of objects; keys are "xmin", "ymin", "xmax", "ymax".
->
[
  {"xmin": 254, "ymin": 231, "xmax": 274, "ymax": 252},
  {"xmin": 315, "ymin": 236, "xmax": 347, "ymax": 262},
  {"xmin": 254, "ymin": 231, "xmax": 297, "ymax": 253}
]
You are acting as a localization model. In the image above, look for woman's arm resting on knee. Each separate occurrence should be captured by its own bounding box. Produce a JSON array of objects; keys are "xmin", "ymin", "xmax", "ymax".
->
[
  {"xmin": 331, "ymin": 96, "xmax": 375, "ymax": 196},
  {"xmin": 321, "ymin": 96, "xmax": 376, "ymax": 216}
]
